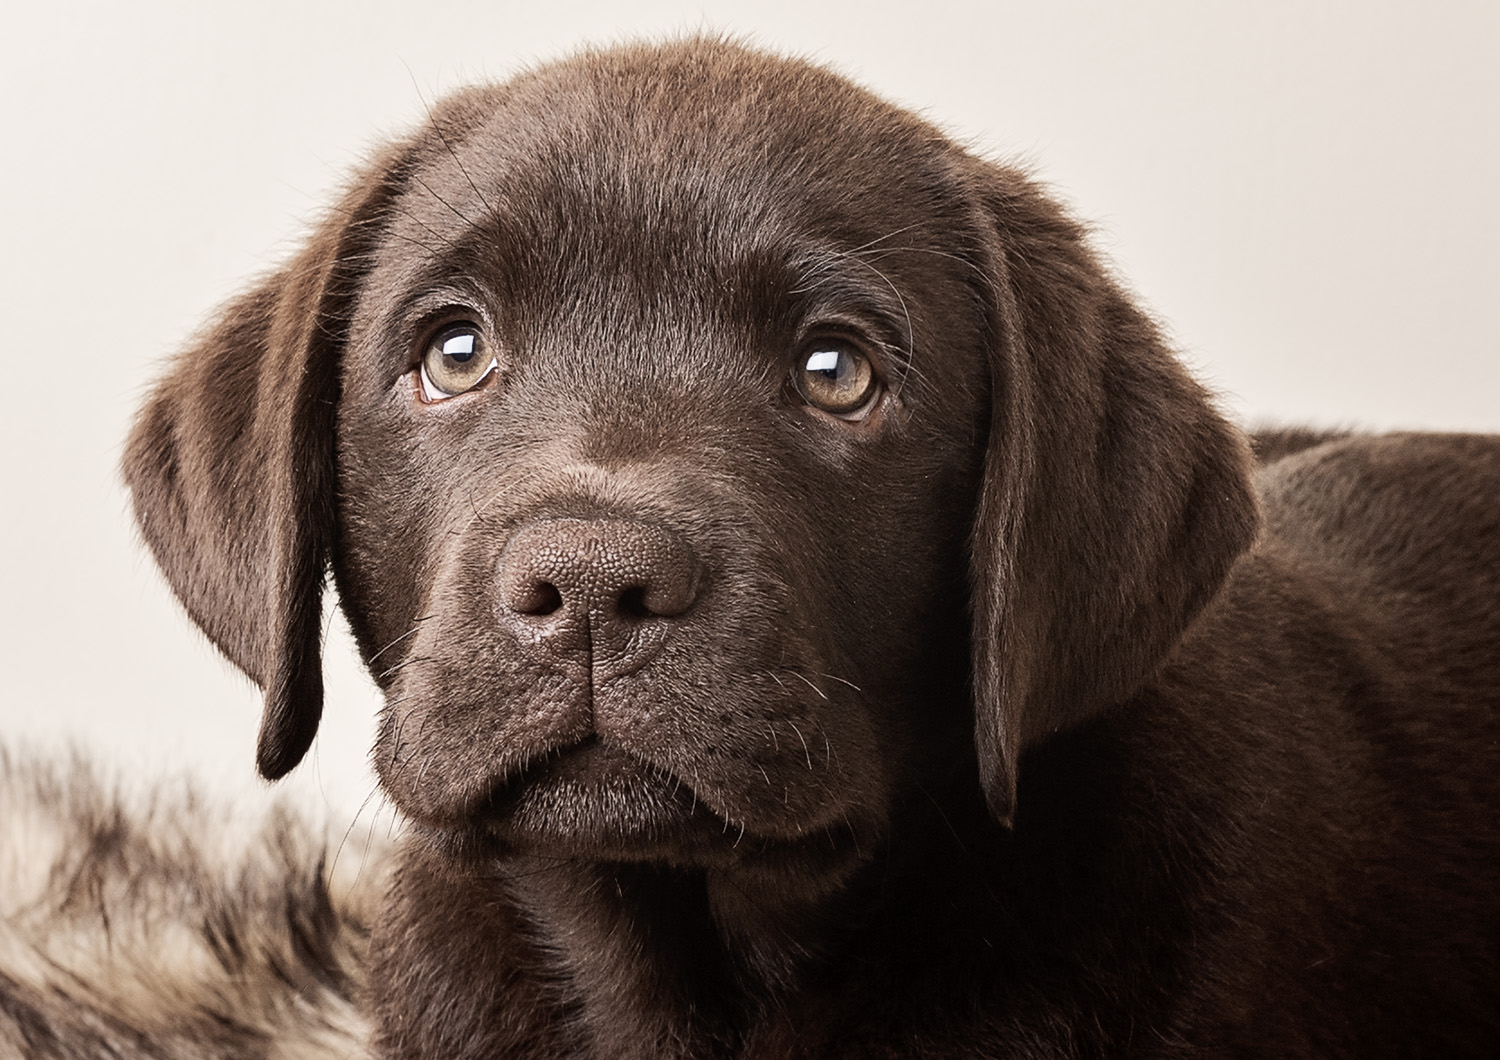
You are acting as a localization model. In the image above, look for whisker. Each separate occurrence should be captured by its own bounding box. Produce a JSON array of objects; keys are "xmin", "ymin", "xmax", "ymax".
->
[
  {"xmin": 411, "ymin": 174, "xmax": 478, "ymax": 228},
  {"xmin": 330, "ymin": 784, "xmax": 388, "ymax": 894},
  {"xmin": 378, "ymin": 654, "xmax": 433, "ymax": 682},
  {"xmin": 436, "ymin": 129, "xmax": 494, "ymax": 217},
  {"xmin": 788, "ymin": 671, "xmax": 828, "ymax": 701},
  {"xmin": 368, "ymin": 619, "xmax": 433, "ymax": 665},
  {"xmin": 841, "ymin": 223, "xmax": 924, "ymax": 255},
  {"xmin": 827, "ymin": 250, "xmax": 917, "ymax": 389},
  {"xmin": 912, "ymin": 780, "xmax": 973, "ymax": 858},
  {"xmin": 788, "ymin": 722, "xmax": 814, "ymax": 771},
  {"xmin": 392, "ymin": 200, "xmax": 463, "ymax": 251},
  {"xmin": 818, "ymin": 672, "xmax": 862, "ymax": 692}
]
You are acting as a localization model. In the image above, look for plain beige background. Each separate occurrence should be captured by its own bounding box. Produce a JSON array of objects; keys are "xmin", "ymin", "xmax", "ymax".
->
[{"xmin": 2, "ymin": 0, "xmax": 1496, "ymax": 823}]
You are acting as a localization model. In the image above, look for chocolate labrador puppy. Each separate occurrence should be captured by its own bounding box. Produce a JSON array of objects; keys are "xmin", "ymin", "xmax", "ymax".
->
[{"xmin": 124, "ymin": 38, "xmax": 1500, "ymax": 1059}]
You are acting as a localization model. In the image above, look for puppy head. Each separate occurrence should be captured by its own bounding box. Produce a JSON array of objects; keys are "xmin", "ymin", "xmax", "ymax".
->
[{"xmin": 125, "ymin": 40, "xmax": 1255, "ymax": 875}]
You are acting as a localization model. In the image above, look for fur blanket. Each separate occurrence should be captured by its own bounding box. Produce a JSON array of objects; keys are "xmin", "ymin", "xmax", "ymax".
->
[{"xmin": 0, "ymin": 750, "xmax": 375, "ymax": 1059}]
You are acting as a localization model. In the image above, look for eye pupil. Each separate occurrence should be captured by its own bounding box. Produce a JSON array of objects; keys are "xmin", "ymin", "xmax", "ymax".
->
[
  {"xmin": 419, "ymin": 322, "xmax": 495, "ymax": 401},
  {"xmin": 795, "ymin": 339, "xmax": 877, "ymax": 416},
  {"xmin": 805, "ymin": 349, "xmax": 845, "ymax": 379},
  {"xmin": 442, "ymin": 333, "xmax": 477, "ymax": 364}
]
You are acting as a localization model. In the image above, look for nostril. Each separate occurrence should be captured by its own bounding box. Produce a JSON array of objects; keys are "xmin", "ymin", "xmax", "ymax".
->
[
  {"xmin": 617, "ymin": 584, "xmax": 650, "ymax": 620},
  {"xmin": 510, "ymin": 579, "xmax": 563, "ymax": 617}
]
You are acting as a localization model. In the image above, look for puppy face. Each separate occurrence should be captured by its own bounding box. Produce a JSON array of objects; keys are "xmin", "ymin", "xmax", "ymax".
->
[
  {"xmin": 125, "ymin": 39, "xmax": 1255, "ymax": 893},
  {"xmin": 331, "ymin": 52, "xmax": 991, "ymax": 874}
]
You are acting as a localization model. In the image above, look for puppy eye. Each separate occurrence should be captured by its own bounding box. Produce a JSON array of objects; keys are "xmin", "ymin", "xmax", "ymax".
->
[
  {"xmin": 793, "ymin": 338, "xmax": 879, "ymax": 418},
  {"xmin": 418, "ymin": 323, "xmax": 497, "ymax": 402}
]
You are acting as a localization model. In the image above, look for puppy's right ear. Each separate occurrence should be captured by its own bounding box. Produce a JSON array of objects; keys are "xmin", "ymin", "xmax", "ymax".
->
[{"xmin": 123, "ymin": 144, "xmax": 413, "ymax": 781}]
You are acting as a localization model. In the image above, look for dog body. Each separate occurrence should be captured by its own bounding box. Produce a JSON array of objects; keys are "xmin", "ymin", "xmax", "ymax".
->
[
  {"xmin": 109, "ymin": 40, "xmax": 1500, "ymax": 1058},
  {"xmin": 369, "ymin": 440, "xmax": 1500, "ymax": 1060}
]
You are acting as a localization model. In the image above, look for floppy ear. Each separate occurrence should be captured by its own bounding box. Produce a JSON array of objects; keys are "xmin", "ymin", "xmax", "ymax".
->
[
  {"xmin": 123, "ymin": 147, "xmax": 413, "ymax": 780},
  {"xmin": 965, "ymin": 163, "xmax": 1260, "ymax": 824}
]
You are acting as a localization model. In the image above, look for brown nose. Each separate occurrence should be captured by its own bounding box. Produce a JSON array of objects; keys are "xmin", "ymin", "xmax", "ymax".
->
[{"xmin": 496, "ymin": 518, "xmax": 703, "ymax": 672}]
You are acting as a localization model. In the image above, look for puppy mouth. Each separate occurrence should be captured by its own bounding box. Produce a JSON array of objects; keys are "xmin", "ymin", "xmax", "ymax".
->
[
  {"xmin": 398, "ymin": 735, "xmax": 879, "ymax": 892},
  {"xmin": 474, "ymin": 737, "xmax": 753, "ymax": 863}
]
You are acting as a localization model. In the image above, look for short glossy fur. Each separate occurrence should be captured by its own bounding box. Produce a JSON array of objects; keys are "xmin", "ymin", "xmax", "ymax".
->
[{"xmin": 122, "ymin": 39, "xmax": 1500, "ymax": 1058}]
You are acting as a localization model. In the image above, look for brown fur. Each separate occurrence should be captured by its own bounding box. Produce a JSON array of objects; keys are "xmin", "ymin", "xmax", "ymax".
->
[{"xmin": 118, "ymin": 38, "xmax": 1499, "ymax": 1058}]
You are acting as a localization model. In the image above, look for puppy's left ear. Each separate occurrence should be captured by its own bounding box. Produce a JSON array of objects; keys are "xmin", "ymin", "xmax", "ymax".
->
[
  {"xmin": 964, "ymin": 162, "xmax": 1260, "ymax": 824},
  {"xmin": 123, "ymin": 143, "xmax": 414, "ymax": 780}
]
